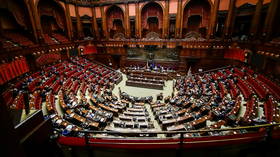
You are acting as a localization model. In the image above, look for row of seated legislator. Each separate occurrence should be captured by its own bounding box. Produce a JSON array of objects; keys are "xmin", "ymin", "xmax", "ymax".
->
[
  {"xmin": 111, "ymin": 101, "xmax": 155, "ymax": 129},
  {"xmin": 161, "ymin": 67, "xmax": 280, "ymax": 132},
  {"xmin": 43, "ymin": 61, "xmax": 125, "ymax": 136},
  {"xmin": 42, "ymin": 72, "xmax": 161, "ymax": 137},
  {"xmin": 2, "ymin": 57, "xmax": 122, "ymax": 112},
  {"xmin": 4, "ymin": 60, "xmax": 280, "ymax": 137},
  {"xmin": 49, "ymin": 93, "xmax": 154, "ymax": 137},
  {"xmin": 32, "ymin": 65, "xmax": 280, "ymax": 137}
]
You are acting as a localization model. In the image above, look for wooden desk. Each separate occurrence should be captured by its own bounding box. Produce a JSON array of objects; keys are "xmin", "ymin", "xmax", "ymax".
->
[
  {"xmin": 119, "ymin": 115, "xmax": 149, "ymax": 122},
  {"xmin": 68, "ymin": 111, "xmax": 99, "ymax": 129},
  {"xmin": 127, "ymin": 76, "xmax": 164, "ymax": 84},
  {"xmin": 113, "ymin": 120, "xmax": 153, "ymax": 129},
  {"xmin": 189, "ymin": 115, "xmax": 211, "ymax": 129},
  {"xmin": 226, "ymin": 97, "xmax": 241, "ymax": 116},
  {"xmin": 123, "ymin": 111, "xmax": 147, "ymax": 116},
  {"xmin": 167, "ymin": 124, "xmax": 186, "ymax": 131},
  {"xmin": 151, "ymin": 103, "xmax": 166, "ymax": 109},
  {"xmin": 109, "ymin": 103, "xmax": 125, "ymax": 110},
  {"xmin": 127, "ymin": 108, "xmax": 146, "ymax": 112},
  {"xmin": 162, "ymin": 115, "xmax": 194, "ymax": 126},
  {"xmin": 134, "ymin": 102, "xmax": 145, "ymax": 106},
  {"xmin": 58, "ymin": 91, "xmax": 68, "ymax": 110},
  {"xmin": 88, "ymin": 104, "xmax": 113, "ymax": 119},
  {"xmin": 98, "ymin": 103, "xmax": 119, "ymax": 114},
  {"xmin": 126, "ymin": 80, "xmax": 163, "ymax": 90},
  {"xmin": 129, "ymin": 73, "xmax": 167, "ymax": 80},
  {"xmin": 46, "ymin": 93, "xmax": 55, "ymax": 113},
  {"xmin": 126, "ymin": 70, "xmax": 170, "ymax": 80}
]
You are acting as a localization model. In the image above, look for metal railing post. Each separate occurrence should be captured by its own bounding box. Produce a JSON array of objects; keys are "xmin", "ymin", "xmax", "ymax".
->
[
  {"xmin": 85, "ymin": 132, "xmax": 94, "ymax": 157},
  {"xmin": 266, "ymin": 125, "xmax": 273, "ymax": 141},
  {"xmin": 176, "ymin": 133, "xmax": 184, "ymax": 157}
]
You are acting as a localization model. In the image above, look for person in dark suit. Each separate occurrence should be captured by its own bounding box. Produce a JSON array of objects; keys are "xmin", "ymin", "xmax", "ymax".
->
[
  {"xmin": 157, "ymin": 93, "xmax": 163, "ymax": 101},
  {"xmin": 23, "ymin": 91, "xmax": 30, "ymax": 115}
]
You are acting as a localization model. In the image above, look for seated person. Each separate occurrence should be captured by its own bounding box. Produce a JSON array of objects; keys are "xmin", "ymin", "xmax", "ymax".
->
[{"xmin": 157, "ymin": 93, "xmax": 164, "ymax": 101}]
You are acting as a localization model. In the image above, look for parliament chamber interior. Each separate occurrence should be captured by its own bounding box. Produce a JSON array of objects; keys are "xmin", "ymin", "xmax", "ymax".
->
[{"xmin": 1, "ymin": 0, "xmax": 280, "ymax": 157}]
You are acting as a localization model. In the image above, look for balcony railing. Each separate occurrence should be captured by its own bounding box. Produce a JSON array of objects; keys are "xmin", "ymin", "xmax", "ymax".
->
[{"xmin": 56, "ymin": 123, "xmax": 280, "ymax": 150}]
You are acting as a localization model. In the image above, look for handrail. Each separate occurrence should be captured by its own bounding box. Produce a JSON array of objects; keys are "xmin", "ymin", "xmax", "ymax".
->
[
  {"xmin": 76, "ymin": 123, "xmax": 280, "ymax": 135},
  {"xmin": 55, "ymin": 123, "xmax": 280, "ymax": 152}
]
